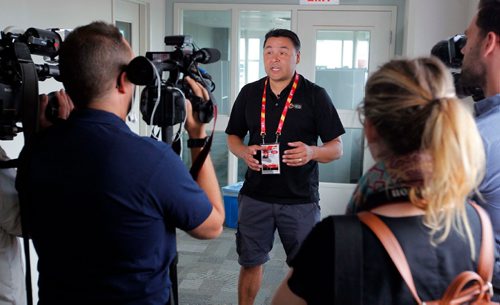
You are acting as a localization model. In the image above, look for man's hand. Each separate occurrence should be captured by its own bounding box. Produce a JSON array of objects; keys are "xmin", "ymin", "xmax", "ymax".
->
[
  {"xmin": 39, "ymin": 89, "xmax": 74, "ymax": 129},
  {"xmin": 283, "ymin": 137, "xmax": 343, "ymax": 166},
  {"xmin": 184, "ymin": 76, "xmax": 209, "ymax": 139},
  {"xmin": 243, "ymin": 145, "xmax": 263, "ymax": 171},
  {"xmin": 227, "ymin": 135, "xmax": 263, "ymax": 172},
  {"xmin": 283, "ymin": 141, "xmax": 314, "ymax": 167}
]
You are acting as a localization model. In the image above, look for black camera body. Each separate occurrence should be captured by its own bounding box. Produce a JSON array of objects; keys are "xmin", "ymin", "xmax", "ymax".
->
[
  {"xmin": 0, "ymin": 27, "xmax": 61, "ymax": 141},
  {"xmin": 431, "ymin": 34, "xmax": 484, "ymax": 101},
  {"xmin": 139, "ymin": 35, "xmax": 220, "ymax": 127},
  {"xmin": 140, "ymin": 82, "xmax": 186, "ymax": 126}
]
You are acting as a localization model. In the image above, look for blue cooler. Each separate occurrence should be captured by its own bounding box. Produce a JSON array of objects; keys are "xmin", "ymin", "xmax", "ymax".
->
[{"xmin": 221, "ymin": 181, "xmax": 243, "ymax": 229}]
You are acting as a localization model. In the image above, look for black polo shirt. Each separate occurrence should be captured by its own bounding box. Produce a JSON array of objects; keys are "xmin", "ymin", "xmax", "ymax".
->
[{"xmin": 226, "ymin": 73, "xmax": 345, "ymax": 204}]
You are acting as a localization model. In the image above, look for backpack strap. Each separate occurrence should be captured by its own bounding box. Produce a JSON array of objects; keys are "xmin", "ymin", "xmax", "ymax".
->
[
  {"xmin": 358, "ymin": 211, "xmax": 423, "ymax": 304},
  {"xmin": 470, "ymin": 201, "xmax": 495, "ymax": 283},
  {"xmin": 333, "ymin": 216, "xmax": 363, "ymax": 305},
  {"xmin": 358, "ymin": 202, "xmax": 496, "ymax": 305}
]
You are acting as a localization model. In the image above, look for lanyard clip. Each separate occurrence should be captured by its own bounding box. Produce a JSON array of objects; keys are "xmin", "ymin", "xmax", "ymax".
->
[
  {"xmin": 275, "ymin": 132, "xmax": 281, "ymax": 144},
  {"xmin": 261, "ymin": 133, "xmax": 266, "ymax": 144}
]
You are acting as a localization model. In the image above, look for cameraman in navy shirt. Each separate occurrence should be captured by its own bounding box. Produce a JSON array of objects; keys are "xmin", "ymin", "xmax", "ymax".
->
[{"xmin": 16, "ymin": 21, "xmax": 224, "ymax": 305}]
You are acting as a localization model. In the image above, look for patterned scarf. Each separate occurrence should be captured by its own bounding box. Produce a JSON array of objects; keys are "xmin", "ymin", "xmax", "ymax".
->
[{"xmin": 346, "ymin": 152, "xmax": 433, "ymax": 214}]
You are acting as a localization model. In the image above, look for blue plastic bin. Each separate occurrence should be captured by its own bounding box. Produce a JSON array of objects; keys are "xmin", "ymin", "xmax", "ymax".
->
[{"xmin": 221, "ymin": 181, "xmax": 243, "ymax": 229}]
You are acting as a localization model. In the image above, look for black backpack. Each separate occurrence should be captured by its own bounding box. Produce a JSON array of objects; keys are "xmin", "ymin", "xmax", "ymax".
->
[{"xmin": 357, "ymin": 202, "xmax": 497, "ymax": 305}]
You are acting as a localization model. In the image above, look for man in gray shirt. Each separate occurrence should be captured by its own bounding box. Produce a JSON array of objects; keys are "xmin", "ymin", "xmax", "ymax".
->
[{"xmin": 461, "ymin": 0, "xmax": 500, "ymax": 288}]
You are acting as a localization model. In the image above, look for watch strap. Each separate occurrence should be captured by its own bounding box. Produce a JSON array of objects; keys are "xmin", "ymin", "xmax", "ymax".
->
[{"xmin": 187, "ymin": 136, "xmax": 209, "ymax": 148}]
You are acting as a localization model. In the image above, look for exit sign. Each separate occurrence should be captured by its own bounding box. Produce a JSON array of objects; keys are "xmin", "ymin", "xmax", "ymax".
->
[{"xmin": 300, "ymin": 0, "xmax": 340, "ymax": 4}]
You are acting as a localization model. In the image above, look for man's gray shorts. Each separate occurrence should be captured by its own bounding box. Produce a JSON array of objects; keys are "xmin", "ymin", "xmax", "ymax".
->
[{"xmin": 236, "ymin": 194, "xmax": 320, "ymax": 267}]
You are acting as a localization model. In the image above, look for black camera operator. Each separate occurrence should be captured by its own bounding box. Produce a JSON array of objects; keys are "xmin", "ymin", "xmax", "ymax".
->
[
  {"xmin": 460, "ymin": 0, "xmax": 500, "ymax": 293},
  {"xmin": 15, "ymin": 21, "xmax": 224, "ymax": 305},
  {"xmin": 0, "ymin": 26, "xmax": 73, "ymax": 305}
]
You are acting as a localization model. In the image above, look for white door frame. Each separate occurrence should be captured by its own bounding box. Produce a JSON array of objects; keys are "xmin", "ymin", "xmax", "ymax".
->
[{"xmin": 113, "ymin": 0, "xmax": 150, "ymax": 136}]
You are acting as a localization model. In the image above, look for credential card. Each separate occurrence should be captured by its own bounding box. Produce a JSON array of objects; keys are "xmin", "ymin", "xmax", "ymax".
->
[{"xmin": 261, "ymin": 143, "xmax": 280, "ymax": 175}]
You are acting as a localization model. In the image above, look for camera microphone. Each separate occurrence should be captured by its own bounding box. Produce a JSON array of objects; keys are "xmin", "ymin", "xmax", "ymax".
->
[{"xmin": 192, "ymin": 48, "xmax": 221, "ymax": 64}]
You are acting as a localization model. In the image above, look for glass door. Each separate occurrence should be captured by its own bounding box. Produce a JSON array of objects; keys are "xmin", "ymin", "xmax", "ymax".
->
[{"xmin": 297, "ymin": 8, "xmax": 396, "ymax": 217}]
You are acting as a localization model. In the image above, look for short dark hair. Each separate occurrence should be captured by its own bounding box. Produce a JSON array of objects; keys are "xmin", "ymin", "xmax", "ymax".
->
[
  {"xmin": 263, "ymin": 29, "xmax": 301, "ymax": 52},
  {"xmin": 477, "ymin": 0, "xmax": 500, "ymax": 37},
  {"xmin": 59, "ymin": 21, "xmax": 131, "ymax": 108}
]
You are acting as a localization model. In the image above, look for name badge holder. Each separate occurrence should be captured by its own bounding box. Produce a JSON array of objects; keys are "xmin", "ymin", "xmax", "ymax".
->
[
  {"xmin": 259, "ymin": 73, "xmax": 299, "ymax": 175},
  {"xmin": 261, "ymin": 143, "xmax": 280, "ymax": 175}
]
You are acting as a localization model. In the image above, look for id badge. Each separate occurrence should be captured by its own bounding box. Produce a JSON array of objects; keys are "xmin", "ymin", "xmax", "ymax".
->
[{"xmin": 261, "ymin": 143, "xmax": 280, "ymax": 175}]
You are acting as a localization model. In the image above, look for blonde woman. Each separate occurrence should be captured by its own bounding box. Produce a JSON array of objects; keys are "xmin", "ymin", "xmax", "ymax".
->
[{"xmin": 272, "ymin": 57, "xmax": 497, "ymax": 304}]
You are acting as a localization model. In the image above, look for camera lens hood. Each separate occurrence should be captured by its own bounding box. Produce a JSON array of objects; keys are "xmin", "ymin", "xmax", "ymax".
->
[{"xmin": 126, "ymin": 56, "xmax": 156, "ymax": 86}]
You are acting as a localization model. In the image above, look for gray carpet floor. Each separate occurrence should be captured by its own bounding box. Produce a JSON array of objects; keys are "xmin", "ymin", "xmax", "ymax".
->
[{"xmin": 175, "ymin": 228, "xmax": 289, "ymax": 305}]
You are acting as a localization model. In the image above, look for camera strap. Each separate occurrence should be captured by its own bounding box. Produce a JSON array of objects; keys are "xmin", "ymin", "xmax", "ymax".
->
[
  {"xmin": 0, "ymin": 159, "xmax": 19, "ymax": 168},
  {"xmin": 189, "ymin": 105, "xmax": 217, "ymax": 181}
]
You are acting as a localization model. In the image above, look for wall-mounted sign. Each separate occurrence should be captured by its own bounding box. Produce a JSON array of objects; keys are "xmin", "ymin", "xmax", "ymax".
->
[{"xmin": 300, "ymin": 0, "xmax": 340, "ymax": 5}]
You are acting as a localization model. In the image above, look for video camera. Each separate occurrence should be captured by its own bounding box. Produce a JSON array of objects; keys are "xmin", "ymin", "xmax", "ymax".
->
[
  {"xmin": 0, "ymin": 27, "xmax": 63, "ymax": 141},
  {"xmin": 431, "ymin": 34, "xmax": 484, "ymax": 101},
  {"xmin": 137, "ymin": 35, "xmax": 221, "ymax": 128}
]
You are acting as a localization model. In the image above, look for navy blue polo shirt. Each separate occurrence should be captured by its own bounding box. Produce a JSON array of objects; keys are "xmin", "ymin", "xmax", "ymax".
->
[
  {"xmin": 18, "ymin": 109, "xmax": 212, "ymax": 305},
  {"xmin": 226, "ymin": 74, "xmax": 345, "ymax": 204}
]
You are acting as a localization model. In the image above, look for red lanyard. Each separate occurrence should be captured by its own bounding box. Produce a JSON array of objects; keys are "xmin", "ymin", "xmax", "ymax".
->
[{"xmin": 260, "ymin": 73, "xmax": 299, "ymax": 143}]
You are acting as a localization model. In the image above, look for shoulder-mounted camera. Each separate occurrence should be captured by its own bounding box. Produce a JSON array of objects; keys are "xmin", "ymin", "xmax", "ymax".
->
[
  {"xmin": 0, "ymin": 27, "xmax": 67, "ymax": 141},
  {"xmin": 431, "ymin": 34, "xmax": 484, "ymax": 101},
  {"xmin": 126, "ymin": 35, "xmax": 221, "ymax": 128}
]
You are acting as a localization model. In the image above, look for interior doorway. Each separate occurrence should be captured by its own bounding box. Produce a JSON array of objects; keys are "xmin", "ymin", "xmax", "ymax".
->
[
  {"xmin": 297, "ymin": 7, "xmax": 396, "ymax": 216},
  {"xmin": 114, "ymin": 0, "xmax": 149, "ymax": 136}
]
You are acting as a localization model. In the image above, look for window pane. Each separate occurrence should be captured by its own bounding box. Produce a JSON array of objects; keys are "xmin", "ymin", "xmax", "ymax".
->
[
  {"xmin": 239, "ymin": 38, "xmax": 246, "ymax": 87},
  {"xmin": 239, "ymin": 38, "xmax": 246, "ymax": 60},
  {"xmin": 318, "ymin": 128, "xmax": 364, "ymax": 184},
  {"xmin": 248, "ymin": 38, "xmax": 260, "ymax": 61},
  {"xmin": 239, "ymin": 11, "xmax": 291, "ymax": 90},
  {"xmin": 237, "ymin": 135, "xmax": 250, "ymax": 182},
  {"xmin": 314, "ymin": 30, "xmax": 370, "ymax": 110},
  {"xmin": 355, "ymin": 31, "xmax": 370, "ymax": 68},
  {"xmin": 182, "ymin": 10, "xmax": 231, "ymax": 115},
  {"xmin": 247, "ymin": 62, "xmax": 260, "ymax": 84},
  {"xmin": 182, "ymin": 131, "xmax": 229, "ymax": 186},
  {"xmin": 342, "ymin": 41, "xmax": 353, "ymax": 68},
  {"xmin": 316, "ymin": 40, "xmax": 342, "ymax": 69}
]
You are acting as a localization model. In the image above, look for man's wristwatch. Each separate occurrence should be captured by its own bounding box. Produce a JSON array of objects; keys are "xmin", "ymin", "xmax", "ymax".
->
[{"xmin": 187, "ymin": 136, "xmax": 210, "ymax": 148}]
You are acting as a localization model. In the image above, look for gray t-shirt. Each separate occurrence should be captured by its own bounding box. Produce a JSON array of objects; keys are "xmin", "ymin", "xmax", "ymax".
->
[{"xmin": 474, "ymin": 94, "xmax": 500, "ymax": 288}]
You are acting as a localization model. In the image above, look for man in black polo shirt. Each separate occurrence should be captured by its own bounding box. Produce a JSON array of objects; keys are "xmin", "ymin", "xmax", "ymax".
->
[{"xmin": 225, "ymin": 28, "xmax": 345, "ymax": 305}]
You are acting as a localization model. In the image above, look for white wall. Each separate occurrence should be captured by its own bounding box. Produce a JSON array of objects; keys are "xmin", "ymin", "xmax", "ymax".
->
[
  {"xmin": 0, "ymin": 0, "xmax": 167, "ymax": 158},
  {"xmin": 403, "ymin": 0, "xmax": 478, "ymax": 57}
]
